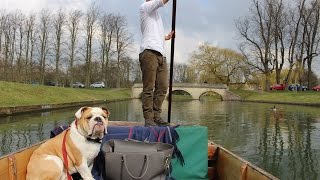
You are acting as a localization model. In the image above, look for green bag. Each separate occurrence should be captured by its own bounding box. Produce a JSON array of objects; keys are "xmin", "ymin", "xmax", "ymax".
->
[{"xmin": 171, "ymin": 126, "xmax": 208, "ymax": 179}]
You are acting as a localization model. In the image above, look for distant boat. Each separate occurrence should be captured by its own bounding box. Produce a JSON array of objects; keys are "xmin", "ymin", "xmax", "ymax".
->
[{"xmin": 0, "ymin": 121, "xmax": 278, "ymax": 180}]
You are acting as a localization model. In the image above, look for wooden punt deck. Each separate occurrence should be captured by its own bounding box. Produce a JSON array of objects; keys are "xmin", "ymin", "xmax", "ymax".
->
[{"xmin": 0, "ymin": 121, "xmax": 279, "ymax": 180}]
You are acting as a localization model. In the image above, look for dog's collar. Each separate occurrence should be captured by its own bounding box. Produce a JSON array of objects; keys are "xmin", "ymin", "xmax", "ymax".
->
[
  {"xmin": 75, "ymin": 119, "xmax": 79, "ymax": 127},
  {"xmin": 86, "ymin": 137, "xmax": 102, "ymax": 144}
]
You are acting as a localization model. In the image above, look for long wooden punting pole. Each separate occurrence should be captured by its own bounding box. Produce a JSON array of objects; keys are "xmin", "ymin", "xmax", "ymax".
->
[{"xmin": 168, "ymin": 0, "xmax": 177, "ymax": 123}]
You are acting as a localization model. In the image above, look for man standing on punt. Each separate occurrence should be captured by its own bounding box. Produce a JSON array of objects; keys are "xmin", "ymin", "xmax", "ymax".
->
[{"xmin": 139, "ymin": 0, "xmax": 174, "ymax": 126}]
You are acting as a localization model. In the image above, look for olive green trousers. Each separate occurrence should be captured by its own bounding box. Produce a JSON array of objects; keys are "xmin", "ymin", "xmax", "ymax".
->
[{"xmin": 139, "ymin": 49, "xmax": 168, "ymax": 120}]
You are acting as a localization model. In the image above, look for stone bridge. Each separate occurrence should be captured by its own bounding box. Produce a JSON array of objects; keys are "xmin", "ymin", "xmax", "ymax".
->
[{"xmin": 131, "ymin": 83, "xmax": 241, "ymax": 101}]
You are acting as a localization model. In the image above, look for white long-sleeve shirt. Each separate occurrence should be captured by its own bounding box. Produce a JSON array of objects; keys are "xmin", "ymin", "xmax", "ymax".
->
[{"xmin": 139, "ymin": 0, "xmax": 165, "ymax": 56}]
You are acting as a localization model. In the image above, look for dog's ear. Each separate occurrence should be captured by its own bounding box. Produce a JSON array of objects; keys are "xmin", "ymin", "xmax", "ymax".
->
[
  {"xmin": 101, "ymin": 107, "xmax": 110, "ymax": 117},
  {"xmin": 75, "ymin": 106, "xmax": 89, "ymax": 119}
]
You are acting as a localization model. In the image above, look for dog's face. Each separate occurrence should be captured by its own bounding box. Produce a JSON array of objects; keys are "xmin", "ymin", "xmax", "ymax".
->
[{"xmin": 75, "ymin": 107, "xmax": 110, "ymax": 140}]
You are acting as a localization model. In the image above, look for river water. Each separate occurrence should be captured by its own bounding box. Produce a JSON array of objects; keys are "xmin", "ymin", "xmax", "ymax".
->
[{"xmin": 0, "ymin": 99, "xmax": 320, "ymax": 180}]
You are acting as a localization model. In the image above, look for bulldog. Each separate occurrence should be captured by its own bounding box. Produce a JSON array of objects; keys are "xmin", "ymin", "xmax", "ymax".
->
[{"xmin": 26, "ymin": 106, "xmax": 110, "ymax": 180}]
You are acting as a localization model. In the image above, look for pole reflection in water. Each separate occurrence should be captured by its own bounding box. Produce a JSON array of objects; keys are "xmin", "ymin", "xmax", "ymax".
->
[{"xmin": 0, "ymin": 99, "xmax": 320, "ymax": 179}]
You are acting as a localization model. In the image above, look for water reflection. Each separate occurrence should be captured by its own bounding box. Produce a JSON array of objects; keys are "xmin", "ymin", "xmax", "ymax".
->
[
  {"xmin": 0, "ymin": 100, "xmax": 320, "ymax": 179},
  {"xmin": 0, "ymin": 109, "xmax": 75, "ymax": 155},
  {"xmin": 255, "ymin": 106, "xmax": 320, "ymax": 180}
]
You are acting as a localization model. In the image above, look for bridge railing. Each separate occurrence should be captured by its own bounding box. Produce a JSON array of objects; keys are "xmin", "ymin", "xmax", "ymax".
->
[{"xmin": 132, "ymin": 83, "xmax": 227, "ymax": 89}]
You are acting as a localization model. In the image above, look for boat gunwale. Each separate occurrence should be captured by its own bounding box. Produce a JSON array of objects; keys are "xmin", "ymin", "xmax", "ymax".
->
[{"xmin": 210, "ymin": 141, "xmax": 279, "ymax": 180}]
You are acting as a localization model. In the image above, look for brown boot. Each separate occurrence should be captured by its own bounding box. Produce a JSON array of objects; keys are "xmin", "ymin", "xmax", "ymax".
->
[
  {"xmin": 154, "ymin": 117, "xmax": 170, "ymax": 126},
  {"xmin": 145, "ymin": 119, "xmax": 157, "ymax": 126}
]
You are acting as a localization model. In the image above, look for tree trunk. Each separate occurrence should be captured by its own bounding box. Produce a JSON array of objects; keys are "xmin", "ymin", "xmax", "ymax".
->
[{"xmin": 265, "ymin": 72, "xmax": 271, "ymax": 91}]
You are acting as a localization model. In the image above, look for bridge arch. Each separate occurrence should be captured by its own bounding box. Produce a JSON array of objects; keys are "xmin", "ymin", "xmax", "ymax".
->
[
  {"xmin": 131, "ymin": 83, "xmax": 241, "ymax": 101},
  {"xmin": 167, "ymin": 90, "xmax": 193, "ymax": 100},
  {"xmin": 198, "ymin": 91, "xmax": 223, "ymax": 100}
]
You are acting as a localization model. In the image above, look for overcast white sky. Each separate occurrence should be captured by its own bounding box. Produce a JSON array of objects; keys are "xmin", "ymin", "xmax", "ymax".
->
[{"xmin": 0, "ymin": 0, "xmax": 254, "ymax": 64}]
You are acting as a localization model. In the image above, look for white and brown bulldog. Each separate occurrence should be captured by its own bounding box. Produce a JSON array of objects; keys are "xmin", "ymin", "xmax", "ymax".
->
[{"xmin": 26, "ymin": 106, "xmax": 110, "ymax": 180}]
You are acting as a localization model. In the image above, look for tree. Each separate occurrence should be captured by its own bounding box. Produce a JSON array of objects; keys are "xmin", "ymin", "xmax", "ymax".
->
[
  {"xmin": 270, "ymin": 0, "xmax": 286, "ymax": 84},
  {"xmin": 0, "ymin": 10, "xmax": 8, "ymax": 80},
  {"xmin": 303, "ymin": 0, "xmax": 320, "ymax": 89},
  {"xmin": 120, "ymin": 56, "xmax": 132, "ymax": 87},
  {"xmin": 173, "ymin": 63, "xmax": 189, "ymax": 83},
  {"xmin": 190, "ymin": 42, "xmax": 249, "ymax": 85},
  {"xmin": 67, "ymin": 10, "xmax": 82, "ymax": 86},
  {"xmin": 0, "ymin": 5, "xmax": 136, "ymax": 87},
  {"xmin": 99, "ymin": 13, "xmax": 115, "ymax": 88},
  {"xmin": 83, "ymin": 2, "xmax": 100, "ymax": 87},
  {"xmin": 184, "ymin": 64, "xmax": 198, "ymax": 83},
  {"xmin": 285, "ymin": 0, "xmax": 306, "ymax": 86},
  {"xmin": 38, "ymin": 10, "xmax": 51, "ymax": 85},
  {"xmin": 219, "ymin": 48, "xmax": 250, "ymax": 85},
  {"xmin": 15, "ymin": 11, "xmax": 25, "ymax": 82},
  {"xmin": 53, "ymin": 8, "xmax": 66, "ymax": 85},
  {"xmin": 0, "ymin": 10, "xmax": 5, "ymax": 56},
  {"xmin": 24, "ymin": 13, "xmax": 36, "ymax": 82},
  {"xmin": 114, "ymin": 15, "xmax": 132, "ymax": 88},
  {"xmin": 237, "ymin": 0, "xmax": 320, "ymax": 90},
  {"xmin": 300, "ymin": 70, "xmax": 318, "ymax": 88},
  {"xmin": 131, "ymin": 59, "xmax": 142, "ymax": 83},
  {"xmin": 236, "ymin": 0, "xmax": 275, "ymax": 91},
  {"xmin": 8, "ymin": 11, "xmax": 18, "ymax": 81}
]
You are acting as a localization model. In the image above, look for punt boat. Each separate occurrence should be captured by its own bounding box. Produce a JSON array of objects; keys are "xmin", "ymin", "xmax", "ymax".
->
[{"xmin": 0, "ymin": 121, "xmax": 279, "ymax": 180}]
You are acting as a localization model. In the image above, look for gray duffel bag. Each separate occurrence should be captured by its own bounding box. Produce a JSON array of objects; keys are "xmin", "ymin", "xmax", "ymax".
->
[{"xmin": 101, "ymin": 139, "xmax": 174, "ymax": 180}]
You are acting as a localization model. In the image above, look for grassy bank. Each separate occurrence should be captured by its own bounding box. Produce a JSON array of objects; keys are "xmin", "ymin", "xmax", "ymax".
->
[
  {"xmin": 0, "ymin": 81, "xmax": 131, "ymax": 107},
  {"xmin": 2, "ymin": 81, "xmax": 320, "ymax": 107},
  {"xmin": 230, "ymin": 89, "xmax": 320, "ymax": 104}
]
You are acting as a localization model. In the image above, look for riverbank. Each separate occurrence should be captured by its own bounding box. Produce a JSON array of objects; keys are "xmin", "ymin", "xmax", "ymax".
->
[
  {"xmin": 0, "ymin": 81, "xmax": 131, "ymax": 116},
  {"xmin": 2, "ymin": 81, "xmax": 320, "ymax": 116},
  {"xmin": 230, "ymin": 89, "xmax": 320, "ymax": 106}
]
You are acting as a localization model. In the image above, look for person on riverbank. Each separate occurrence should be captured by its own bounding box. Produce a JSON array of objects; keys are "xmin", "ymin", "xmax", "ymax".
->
[{"xmin": 139, "ymin": 0, "xmax": 174, "ymax": 126}]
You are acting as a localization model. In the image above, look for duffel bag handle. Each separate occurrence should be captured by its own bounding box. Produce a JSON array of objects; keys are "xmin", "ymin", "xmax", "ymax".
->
[{"xmin": 122, "ymin": 154, "xmax": 149, "ymax": 179}]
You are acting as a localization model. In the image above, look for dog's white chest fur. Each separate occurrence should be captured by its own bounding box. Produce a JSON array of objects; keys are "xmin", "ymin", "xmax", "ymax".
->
[{"xmin": 70, "ymin": 123, "xmax": 101, "ymax": 164}]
